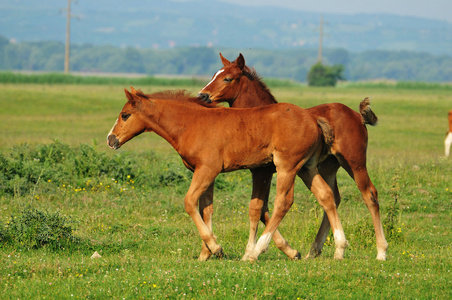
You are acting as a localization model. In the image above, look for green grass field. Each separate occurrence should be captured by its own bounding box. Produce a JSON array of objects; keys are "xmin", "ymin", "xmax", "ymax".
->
[{"xmin": 0, "ymin": 78, "xmax": 451, "ymax": 299}]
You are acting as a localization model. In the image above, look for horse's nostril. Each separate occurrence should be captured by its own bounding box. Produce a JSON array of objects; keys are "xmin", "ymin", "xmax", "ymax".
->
[
  {"xmin": 197, "ymin": 93, "xmax": 212, "ymax": 103},
  {"xmin": 107, "ymin": 135, "xmax": 120, "ymax": 149}
]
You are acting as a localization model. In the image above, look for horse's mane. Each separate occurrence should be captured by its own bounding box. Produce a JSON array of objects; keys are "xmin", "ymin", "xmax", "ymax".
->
[
  {"xmin": 143, "ymin": 89, "xmax": 219, "ymax": 108},
  {"xmin": 242, "ymin": 66, "xmax": 278, "ymax": 104}
]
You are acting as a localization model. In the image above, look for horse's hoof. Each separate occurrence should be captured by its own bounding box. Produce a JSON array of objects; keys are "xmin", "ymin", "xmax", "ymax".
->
[
  {"xmin": 243, "ymin": 251, "xmax": 259, "ymax": 262},
  {"xmin": 198, "ymin": 251, "xmax": 212, "ymax": 261},
  {"xmin": 376, "ymin": 253, "xmax": 387, "ymax": 261},
  {"xmin": 214, "ymin": 248, "xmax": 224, "ymax": 259},
  {"xmin": 306, "ymin": 248, "xmax": 322, "ymax": 259},
  {"xmin": 292, "ymin": 251, "xmax": 301, "ymax": 260}
]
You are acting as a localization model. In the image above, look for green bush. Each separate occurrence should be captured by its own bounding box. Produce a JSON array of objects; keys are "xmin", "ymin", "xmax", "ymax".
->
[
  {"xmin": 307, "ymin": 62, "xmax": 345, "ymax": 87},
  {"xmin": 0, "ymin": 141, "xmax": 145, "ymax": 196},
  {"xmin": 1, "ymin": 207, "xmax": 81, "ymax": 251}
]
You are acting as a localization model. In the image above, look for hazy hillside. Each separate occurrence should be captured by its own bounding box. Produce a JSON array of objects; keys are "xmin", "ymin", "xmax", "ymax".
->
[
  {"xmin": 1, "ymin": 0, "xmax": 451, "ymax": 55},
  {"xmin": 1, "ymin": 36, "xmax": 452, "ymax": 82}
]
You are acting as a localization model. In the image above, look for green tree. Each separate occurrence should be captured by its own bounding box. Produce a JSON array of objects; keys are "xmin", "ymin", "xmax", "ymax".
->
[{"xmin": 307, "ymin": 62, "xmax": 345, "ymax": 86}]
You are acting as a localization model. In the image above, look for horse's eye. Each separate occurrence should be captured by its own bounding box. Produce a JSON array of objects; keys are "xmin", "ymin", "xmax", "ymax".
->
[
  {"xmin": 121, "ymin": 113, "xmax": 131, "ymax": 121},
  {"xmin": 223, "ymin": 78, "xmax": 233, "ymax": 83}
]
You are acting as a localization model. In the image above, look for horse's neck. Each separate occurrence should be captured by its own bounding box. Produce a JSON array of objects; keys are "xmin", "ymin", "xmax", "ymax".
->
[
  {"xmin": 233, "ymin": 79, "xmax": 277, "ymax": 108},
  {"xmin": 145, "ymin": 101, "xmax": 193, "ymax": 149}
]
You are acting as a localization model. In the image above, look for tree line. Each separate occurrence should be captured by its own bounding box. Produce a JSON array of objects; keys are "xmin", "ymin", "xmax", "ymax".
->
[{"xmin": 1, "ymin": 35, "xmax": 451, "ymax": 82}]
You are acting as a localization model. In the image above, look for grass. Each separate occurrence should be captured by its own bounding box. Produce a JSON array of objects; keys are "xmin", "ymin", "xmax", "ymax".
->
[
  {"xmin": 0, "ymin": 78, "xmax": 451, "ymax": 299},
  {"xmin": 0, "ymin": 71, "xmax": 208, "ymax": 86}
]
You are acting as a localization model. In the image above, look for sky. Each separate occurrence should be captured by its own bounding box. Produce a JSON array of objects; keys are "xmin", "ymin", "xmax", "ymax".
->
[{"xmin": 219, "ymin": 0, "xmax": 452, "ymax": 23}]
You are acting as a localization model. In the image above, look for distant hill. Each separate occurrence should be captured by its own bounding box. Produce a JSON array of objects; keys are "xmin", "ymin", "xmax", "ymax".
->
[
  {"xmin": 1, "ymin": 0, "xmax": 451, "ymax": 56},
  {"xmin": 1, "ymin": 36, "xmax": 452, "ymax": 82}
]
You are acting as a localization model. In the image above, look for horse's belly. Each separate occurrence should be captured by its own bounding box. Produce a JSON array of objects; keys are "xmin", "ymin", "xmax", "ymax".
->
[{"xmin": 221, "ymin": 147, "xmax": 273, "ymax": 172}]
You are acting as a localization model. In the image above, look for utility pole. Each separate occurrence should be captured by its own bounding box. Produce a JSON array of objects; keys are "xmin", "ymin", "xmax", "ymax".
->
[
  {"xmin": 63, "ymin": 0, "xmax": 79, "ymax": 74},
  {"xmin": 317, "ymin": 15, "xmax": 324, "ymax": 63}
]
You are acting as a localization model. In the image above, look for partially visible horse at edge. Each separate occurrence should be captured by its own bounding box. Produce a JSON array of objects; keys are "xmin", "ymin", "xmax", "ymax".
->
[
  {"xmin": 445, "ymin": 110, "xmax": 452, "ymax": 157},
  {"xmin": 198, "ymin": 53, "xmax": 388, "ymax": 261},
  {"xmin": 107, "ymin": 87, "xmax": 348, "ymax": 261}
]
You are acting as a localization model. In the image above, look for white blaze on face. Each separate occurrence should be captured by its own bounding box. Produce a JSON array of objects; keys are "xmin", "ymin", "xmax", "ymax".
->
[
  {"xmin": 201, "ymin": 69, "xmax": 225, "ymax": 91},
  {"xmin": 107, "ymin": 118, "xmax": 118, "ymax": 139}
]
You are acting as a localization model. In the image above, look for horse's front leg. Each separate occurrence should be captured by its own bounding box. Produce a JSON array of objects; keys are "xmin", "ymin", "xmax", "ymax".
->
[
  {"xmin": 198, "ymin": 182, "xmax": 215, "ymax": 261},
  {"xmin": 246, "ymin": 171, "xmax": 297, "ymax": 261},
  {"xmin": 184, "ymin": 168, "xmax": 223, "ymax": 259}
]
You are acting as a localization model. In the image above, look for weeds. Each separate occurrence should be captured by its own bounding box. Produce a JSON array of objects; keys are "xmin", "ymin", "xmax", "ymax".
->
[
  {"xmin": 384, "ymin": 170, "xmax": 404, "ymax": 242},
  {"xmin": 0, "ymin": 206, "xmax": 82, "ymax": 251},
  {"xmin": 0, "ymin": 141, "xmax": 149, "ymax": 196}
]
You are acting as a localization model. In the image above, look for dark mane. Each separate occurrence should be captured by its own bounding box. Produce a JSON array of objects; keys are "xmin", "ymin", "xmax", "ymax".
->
[
  {"xmin": 144, "ymin": 89, "xmax": 219, "ymax": 108},
  {"xmin": 243, "ymin": 66, "xmax": 278, "ymax": 104}
]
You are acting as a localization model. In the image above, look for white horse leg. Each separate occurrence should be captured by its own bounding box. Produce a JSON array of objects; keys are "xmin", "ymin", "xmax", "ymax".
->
[{"xmin": 445, "ymin": 132, "xmax": 452, "ymax": 157}]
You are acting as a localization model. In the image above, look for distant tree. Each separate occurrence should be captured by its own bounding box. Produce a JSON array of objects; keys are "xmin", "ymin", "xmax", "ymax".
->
[
  {"xmin": 0, "ymin": 35, "xmax": 9, "ymax": 67},
  {"xmin": 0, "ymin": 35, "xmax": 8, "ymax": 50},
  {"xmin": 307, "ymin": 62, "xmax": 345, "ymax": 86}
]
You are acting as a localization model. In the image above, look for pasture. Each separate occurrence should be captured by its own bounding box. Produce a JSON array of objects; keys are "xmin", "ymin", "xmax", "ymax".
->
[{"xmin": 0, "ymin": 80, "xmax": 451, "ymax": 299}]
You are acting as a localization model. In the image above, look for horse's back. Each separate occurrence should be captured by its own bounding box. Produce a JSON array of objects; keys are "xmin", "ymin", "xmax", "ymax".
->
[{"xmin": 260, "ymin": 103, "xmax": 319, "ymax": 134}]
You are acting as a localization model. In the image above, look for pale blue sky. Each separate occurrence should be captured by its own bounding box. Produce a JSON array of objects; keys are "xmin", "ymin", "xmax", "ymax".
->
[{"xmin": 219, "ymin": 0, "xmax": 452, "ymax": 23}]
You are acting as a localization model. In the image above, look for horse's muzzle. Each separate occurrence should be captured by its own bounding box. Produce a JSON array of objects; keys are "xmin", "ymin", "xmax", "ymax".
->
[
  {"xmin": 107, "ymin": 134, "xmax": 120, "ymax": 150},
  {"xmin": 197, "ymin": 93, "xmax": 212, "ymax": 103}
]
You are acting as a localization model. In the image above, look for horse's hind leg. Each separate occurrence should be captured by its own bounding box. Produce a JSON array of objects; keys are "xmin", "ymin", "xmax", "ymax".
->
[
  {"xmin": 243, "ymin": 168, "xmax": 300, "ymax": 261},
  {"xmin": 198, "ymin": 183, "xmax": 215, "ymax": 261},
  {"xmin": 337, "ymin": 148, "xmax": 388, "ymax": 260},
  {"xmin": 306, "ymin": 156, "xmax": 341, "ymax": 258},
  {"xmin": 260, "ymin": 205, "xmax": 301, "ymax": 260},
  {"xmin": 352, "ymin": 168, "xmax": 388, "ymax": 260},
  {"xmin": 300, "ymin": 167, "xmax": 348, "ymax": 260},
  {"xmin": 246, "ymin": 170, "xmax": 298, "ymax": 261}
]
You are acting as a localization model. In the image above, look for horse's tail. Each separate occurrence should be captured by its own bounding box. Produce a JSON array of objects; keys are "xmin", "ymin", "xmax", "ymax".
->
[
  {"xmin": 316, "ymin": 117, "xmax": 335, "ymax": 149},
  {"xmin": 360, "ymin": 97, "xmax": 378, "ymax": 126}
]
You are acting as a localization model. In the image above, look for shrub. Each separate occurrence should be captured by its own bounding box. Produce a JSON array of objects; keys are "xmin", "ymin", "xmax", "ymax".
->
[
  {"xmin": 383, "ymin": 171, "xmax": 404, "ymax": 242},
  {"xmin": 307, "ymin": 62, "xmax": 345, "ymax": 87},
  {"xmin": 1, "ymin": 207, "xmax": 82, "ymax": 251},
  {"xmin": 0, "ymin": 141, "xmax": 145, "ymax": 196}
]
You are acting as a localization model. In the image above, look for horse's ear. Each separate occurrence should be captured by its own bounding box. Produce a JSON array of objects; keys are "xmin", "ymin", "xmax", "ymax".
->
[
  {"xmin": 124, "ymin": 88, "xmax": 134, "ymax": 102},
  {"xmin": 219, "ymin": 53, "xmax": 230, "ymax": 66},
  {"xmin": 124, "ymin": 88, "xmax": 140, "ymax": 107},
  {"xmin": 236, "ymin": 53, "xmax": 245, "ymax": 70}
]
